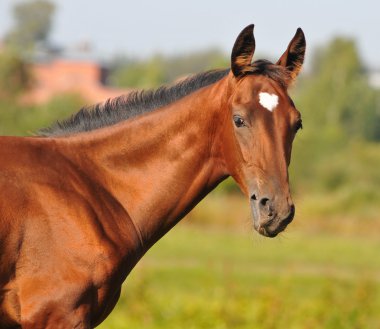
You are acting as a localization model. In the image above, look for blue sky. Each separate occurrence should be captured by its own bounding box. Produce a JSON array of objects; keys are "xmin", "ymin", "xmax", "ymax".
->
[{"xmin": 0, "ymin": 0, "xmax": 378, "ymax": 68}]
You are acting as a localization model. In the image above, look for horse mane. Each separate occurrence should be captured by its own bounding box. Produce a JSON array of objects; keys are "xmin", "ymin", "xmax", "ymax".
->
[
  {"xmin": 39, "ymin": 60, "xmax": 288, "ymax": 137},
  {"xmin": 38, "ymin": 69, "xmax": 229, "ymax": 137}
]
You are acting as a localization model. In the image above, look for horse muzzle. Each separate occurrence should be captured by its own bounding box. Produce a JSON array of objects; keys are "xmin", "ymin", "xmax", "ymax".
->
[{"xmin": 250, "ymin": 194, "xmax": 295, "ymax": 237}]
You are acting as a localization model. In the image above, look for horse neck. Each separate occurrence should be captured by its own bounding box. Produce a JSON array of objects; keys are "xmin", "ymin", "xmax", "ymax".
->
[{"xmin": 65, "ymin": 77, "xmax": 230, "ymax": 251}]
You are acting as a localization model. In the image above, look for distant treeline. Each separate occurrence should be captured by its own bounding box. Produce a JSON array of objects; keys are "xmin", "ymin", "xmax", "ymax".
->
[{"xmin": 108, "ymin": 49, "xmax": 229, "ymax": 89}]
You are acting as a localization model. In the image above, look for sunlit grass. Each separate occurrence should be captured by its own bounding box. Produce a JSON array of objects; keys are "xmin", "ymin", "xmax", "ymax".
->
[{"xmin": 98, "ymin": 195, "xmax": 380, "ymax": 329}]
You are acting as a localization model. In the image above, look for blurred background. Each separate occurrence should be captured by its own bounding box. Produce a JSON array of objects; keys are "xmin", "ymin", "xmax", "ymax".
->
[{"xmin": 0, "ymin": 1, "xmax": 379, "ymax": 328}]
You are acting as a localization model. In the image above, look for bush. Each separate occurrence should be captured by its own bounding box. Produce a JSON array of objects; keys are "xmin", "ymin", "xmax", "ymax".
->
[
  {"xmin": 0, "ymin": 93, "xmax": 84, "ymax": 136},
  {"xmin": 0, "ymin": 50, "xmax": 32, "ymax": 99}
]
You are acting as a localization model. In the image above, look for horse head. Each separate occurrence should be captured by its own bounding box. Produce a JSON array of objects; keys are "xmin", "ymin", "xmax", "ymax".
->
[{"xmin": 221, "ymin": 25, "xmax": 305, "ymax": 237}]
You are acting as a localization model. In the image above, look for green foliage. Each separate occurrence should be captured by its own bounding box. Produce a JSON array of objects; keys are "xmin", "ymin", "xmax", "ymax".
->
[
  {"xmin": 287, "ymin": 37, "xmax": 380, "ymax": 212},
  {"xmin": 109, "ymin": 49, "xmax": 228, "ymax": 89},
  {"xmin": 0, "ymin": 94, "xmax": 83, "ymax": 136},
  {"xmin": 5, "ymin": 0, "xmax": 55, "ymax": 53},
  {"xmin": 295, "ymin": 37, "xmax": 380, "ymax": 141},
  {"xmin": 110, "ymin": 55, "xmax": 166, "ymax": 89},
  {"xmin": 0, "ymin": 50, "xmax": 32, "ymax": 98}
]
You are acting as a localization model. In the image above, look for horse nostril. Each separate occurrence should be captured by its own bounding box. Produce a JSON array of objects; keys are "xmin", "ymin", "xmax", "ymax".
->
[
  {"xmin": 251, "ymin": 194, "xmax": 257, "ymax": 201},
  {"xmin": 259, "ymin": 197, "xmax": 270, "ymax": 207}
]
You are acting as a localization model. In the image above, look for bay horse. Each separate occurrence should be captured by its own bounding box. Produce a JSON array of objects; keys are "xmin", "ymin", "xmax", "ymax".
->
[{"xmin": 0, "ymin": 24, "xmax": 305, "ymax": 328}]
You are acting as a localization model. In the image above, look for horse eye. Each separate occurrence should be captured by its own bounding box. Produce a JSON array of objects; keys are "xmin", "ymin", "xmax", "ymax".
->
[
  {"xmin": 233, "ymin": 115, "xmax": 245, "ymax": 128},
  {"xmin": 295, "ymin": 119, "xmax": 303, "ymax": 132}
]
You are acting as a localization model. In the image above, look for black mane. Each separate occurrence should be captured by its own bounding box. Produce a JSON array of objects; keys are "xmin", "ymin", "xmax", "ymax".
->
[
  {"xmin": 39, "ymin": 60, "xmax": 289, "ymax": 137},
  {"xmin": 39, "ymin": 69, "xmax": 229, "ymax": 137}
]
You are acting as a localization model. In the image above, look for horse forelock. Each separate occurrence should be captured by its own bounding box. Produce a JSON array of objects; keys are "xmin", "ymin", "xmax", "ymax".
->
[{"xmin": 241, "ymin": 59, "xmax": 291, "ymax": 88}]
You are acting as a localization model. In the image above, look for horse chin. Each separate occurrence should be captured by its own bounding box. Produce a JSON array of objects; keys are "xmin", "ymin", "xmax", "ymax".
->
[
  {"xmin": 251, "ymin": 206, "xmax": 295, "ymax": 238},
  {"xmin": 255, "ymin": 212, "xmax": 295, "ymax": 237},
  {"xmin": 254, "ymin": 223, "xmax": 282, "ymax": 238},
  {"xmin": 252, "ymin": 215, "xmax": 289, "ymax": 238},
  {"xmin": 256, "ymin": 225, "xmax": 279, "ymax": 238}
]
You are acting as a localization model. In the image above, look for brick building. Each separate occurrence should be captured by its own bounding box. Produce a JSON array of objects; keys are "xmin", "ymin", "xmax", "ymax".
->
[{"xmin": 24, "ymin": 53, "xmax": 129, "ymax": 104}]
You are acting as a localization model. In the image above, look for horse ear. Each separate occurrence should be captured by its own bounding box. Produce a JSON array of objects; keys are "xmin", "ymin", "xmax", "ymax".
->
[
  {"xmin": 276, "ymin": 28, "xmax": 306, "ymax": 82},
  {"xmin": 231, "ymin": 24, "xmax": 255, "ymax": 78}
]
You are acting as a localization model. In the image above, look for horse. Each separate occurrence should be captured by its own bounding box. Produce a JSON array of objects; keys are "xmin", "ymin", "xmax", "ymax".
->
[{"xmin": 0, "ymin": 24, "xmax": 305, "ymax": 328}]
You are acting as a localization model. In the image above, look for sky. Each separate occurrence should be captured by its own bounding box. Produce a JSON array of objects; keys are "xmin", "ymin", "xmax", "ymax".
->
[{"xmin": 0, "ymin": 0, "xmax": 378, "ymax": 68}]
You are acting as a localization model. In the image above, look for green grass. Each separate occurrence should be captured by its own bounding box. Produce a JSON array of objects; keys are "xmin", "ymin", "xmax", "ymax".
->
[{"xmin": 98, "ymin": 196, "xmax": 380, "ymax": 329}]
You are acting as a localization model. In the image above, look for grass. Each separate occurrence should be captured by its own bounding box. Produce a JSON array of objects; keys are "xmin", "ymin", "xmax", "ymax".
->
[{"xmin": 98, "ymin": 195, "xmax": 380, "ymax": 329}]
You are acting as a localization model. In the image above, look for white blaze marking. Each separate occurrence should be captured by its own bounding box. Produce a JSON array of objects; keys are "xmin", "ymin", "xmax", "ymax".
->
[{"xmin": 259, "ymin": 92, "xmax": 279, "ymax": 112}]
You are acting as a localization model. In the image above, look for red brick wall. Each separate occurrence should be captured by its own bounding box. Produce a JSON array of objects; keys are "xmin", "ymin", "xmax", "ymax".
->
[{"xmin": 24, "ymin": 59, "xmax": 129, "ymax": 105}]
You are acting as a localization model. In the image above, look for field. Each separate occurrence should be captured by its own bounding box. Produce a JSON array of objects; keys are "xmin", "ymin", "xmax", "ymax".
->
[{"xmin": 98, "ymin": 194, "xmax": 380, "ymax": 329}]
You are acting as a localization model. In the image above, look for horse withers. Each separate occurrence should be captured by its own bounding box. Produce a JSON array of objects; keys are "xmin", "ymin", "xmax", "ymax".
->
[{"xmin": 0, "ymin": 24, "xmax": 305, "ymax": 328}]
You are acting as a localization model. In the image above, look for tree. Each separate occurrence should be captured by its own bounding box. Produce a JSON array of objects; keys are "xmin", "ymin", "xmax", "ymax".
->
[
  {"xmin": 0, "ymin": 50, "xmax": 32, "ymax": 99},
  {"xmin": 5, "ymin": 0, "xmax": 55, "ymax": 54},
  {"xmin": 109, "ymin": 49, "xmax": 228, "ymax": 89},
  {"xmin": 295, "ymin": 37, "xmax": 380, "ymax": 141}
]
